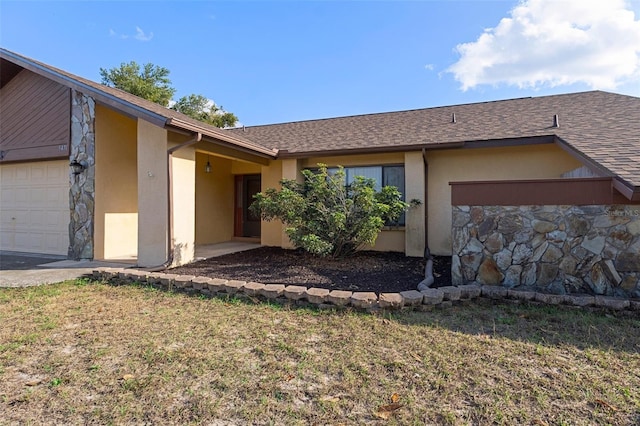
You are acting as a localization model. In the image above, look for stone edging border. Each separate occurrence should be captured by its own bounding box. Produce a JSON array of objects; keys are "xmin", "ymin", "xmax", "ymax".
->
[{"xmin": 92, "ymin": 268, "xmax": 640, "ymax": 313}]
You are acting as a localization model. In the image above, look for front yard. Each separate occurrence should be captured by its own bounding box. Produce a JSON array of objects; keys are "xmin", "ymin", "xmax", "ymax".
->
[{"xmin": 1, "ymin": 280, "xmax": 639, "ymax": 424}]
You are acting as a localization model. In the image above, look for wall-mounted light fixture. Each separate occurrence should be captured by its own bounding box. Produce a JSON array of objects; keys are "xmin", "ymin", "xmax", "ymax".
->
[
  {"xmin": 205, "ymin": 155, "xmax": 212, "ymax": 173},
  {"xmin": 70, "ymin": 159, "xmax": 87, "ymax": 175}
]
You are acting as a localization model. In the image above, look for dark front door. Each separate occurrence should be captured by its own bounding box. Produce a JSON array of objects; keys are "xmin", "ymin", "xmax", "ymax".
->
[{"xmin": 235, "ymin": 174, "xmax": 261, "ymax": 238}]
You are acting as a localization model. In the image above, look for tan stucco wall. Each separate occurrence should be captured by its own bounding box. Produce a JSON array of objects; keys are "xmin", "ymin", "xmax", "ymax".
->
[
  {"xmin": 171, "ymin": 144, "xmax": 196, "ymax": 266},
  {"xmin": 231, "ymin": 161, "xmax": 262, "ymax": 175},
  {"xmin": 94, "ymin": 105, "xmax": 138, "ymax": 260},
  {"xmin": 136, "ymin": 119, "xmax": 169, "ymax": 267},
  {"xmin": 404, "ymin": 151, "xmax": 426, "ymax": 256},
  {"xmin": 195, "ymin": 153, "xmax": 234, "ymax": 244},
  {"xmin": 260, "ymin": 160, "xmax": 284, "ymax": 247},
  {"xmin": 426, "ymin": 143, "xmax": 584, "ymax": 255}
]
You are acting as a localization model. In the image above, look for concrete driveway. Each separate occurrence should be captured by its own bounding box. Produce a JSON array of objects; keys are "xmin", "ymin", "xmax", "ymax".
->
[{"xmin": 0, "ymin": 251, "xmax": 132, "ymax": 288}]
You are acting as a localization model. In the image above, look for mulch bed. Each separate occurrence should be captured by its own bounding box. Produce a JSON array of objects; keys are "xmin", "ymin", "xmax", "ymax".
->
[{"xmin": 168, "ymin": 246, "xmax": 452, "ymax": 293}]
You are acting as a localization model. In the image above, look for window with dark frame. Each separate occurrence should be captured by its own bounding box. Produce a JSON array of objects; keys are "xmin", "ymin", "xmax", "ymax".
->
[{"xmin": 320, "ymin": 165, "xmax": 406, "ymax": 226}]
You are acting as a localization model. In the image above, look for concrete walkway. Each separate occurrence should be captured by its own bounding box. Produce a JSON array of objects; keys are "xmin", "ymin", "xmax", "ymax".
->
[
  {"xmin": 0, "ymin": 241, "xmax": 260, "ymax": 288},
  {"xmin": 0, "ymin": 251, "xmax": 133, "ymax": 288}
]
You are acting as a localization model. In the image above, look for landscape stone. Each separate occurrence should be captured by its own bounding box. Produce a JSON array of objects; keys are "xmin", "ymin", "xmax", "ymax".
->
[
  {"xmin": 284, "ymin": 285, "xmax": 308, "ymax": 300},
  {"xmin": 328, "ymin": 290, "xmax": 353, "ymax": 306},
  {"xmin": 595, "ymin": 296, "xmax": 630, "ymax": 310},
  {"xmin": 421, "ymin": 288, "xmax": 444, "ymax": 305},
  {"xmin": 175, "ymin": 275, "xmax": 196, "ymax": 287},
  {"xmin": 243, "ymin": 281, "xmax": 265, "ymax": 296},
  {"xmin": 207, "ymin": 278, "xmax": 227, "ymax": 293},
  {"xmin": 191, "ymin": 276, "xmax": 213, "ymax": 290},
  {"xmin": 306, "ymin": 287, "xmax": 330, "ymax": 304},
  {"xmin": 563, "ymin": 295, "xmax": 595, "ymax": 307},
  {"xmin": 458, "ymin": 284, "xmax": 481, "ymax": 299},
  {"xmin": 507, "ymin": 289, "xmax": 536, "ymax": 301},
  {"xmin": 400, "ymin": 290, "xmax": 424, "ymax": 306},
  {"xmin": 261, "ymin": 284, "xmax": 286, "ymax": 299},
  {"xmin": 534, "ymin": 292, "xmax": 563, "ymax": 305},
  {"xmin": 223, "ymin": 280, "xmax": 246, "ymax": 294},
  {"xmin": 350, "ymin": 292, "xmax": 378, "ymax": 309},
  {"xmin": 439, "ymin": 286, "xmax": 461, "ymax": 301},
  {"xmin": 379, "ymin": 293, "xmax": 404, "ymax": 309},
  {"xmin": 481, "ymin": 286, "xmax": 508, "ymax": 299}
]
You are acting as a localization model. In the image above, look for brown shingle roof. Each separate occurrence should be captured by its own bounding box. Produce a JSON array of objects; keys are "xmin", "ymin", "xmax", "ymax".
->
[
  {"xmin": 2, "ymin": 48, "xmax": 638, "ymax": 193},
  {"xmin": 230, "ymin": 91, "xmax": 640, "ymax": 189}
]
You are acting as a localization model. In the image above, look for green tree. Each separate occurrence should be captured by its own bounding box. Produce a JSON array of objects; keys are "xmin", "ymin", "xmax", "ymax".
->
[
  {"xmin": 171, "ymin": 94, "xmax": 238, "ymax": 128},
  {"xmin": 250, "ymin": 165, "xmax": 409, "ymax": 258},
  {"xmin": 99, "ymin": 61, "xmax": 175, "ymax": 107}
]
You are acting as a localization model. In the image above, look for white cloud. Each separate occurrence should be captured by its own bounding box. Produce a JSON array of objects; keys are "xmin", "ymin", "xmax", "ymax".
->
[
  {"xmin": 447, "ymin": 0, "xmax": 640, "ymax": 91},
  {"xmin": 424, "ymin": 64, "xmax": 435, "ymax": 71},
  {"xmin": 134, "ymin": 26, "xmax": 153, "ymax": 41},
  {"xmin": 109, "ymin": 26, "xmax": 153, "ymax": 42}
]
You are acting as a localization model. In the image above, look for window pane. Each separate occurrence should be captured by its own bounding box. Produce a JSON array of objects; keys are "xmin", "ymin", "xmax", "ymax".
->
[
  {"xmin": 347, "ymin": 167, "xmax": 382, "ymax": 191},
  {"xmin": 383, "ymin": 166, "xmax": 404, "ymax": 198},
  {"xmin": 383, "ymin": 166, "xmax": 406, "ymax": 226}
]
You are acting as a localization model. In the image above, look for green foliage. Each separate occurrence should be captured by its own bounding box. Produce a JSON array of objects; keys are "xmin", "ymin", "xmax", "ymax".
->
[
  {"xmin": 100, "ymin": 61, "xmax": 175, "ymax": 107},
  {"xmin": 100, "ymin": 62, "xmax": 238, "ymax": 127},
  {"xmin": 170, "ymin": 94, "xmax": 238, "ymax": 128},
  {"xmin": 250, "ymin": 164, "xmax": 409, "ymax": 258}
]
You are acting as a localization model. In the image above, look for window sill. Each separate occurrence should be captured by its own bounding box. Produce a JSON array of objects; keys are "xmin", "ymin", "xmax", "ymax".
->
[{"xmin": 381, "ymin": 226, "xmax": 405, "ymax": 231}]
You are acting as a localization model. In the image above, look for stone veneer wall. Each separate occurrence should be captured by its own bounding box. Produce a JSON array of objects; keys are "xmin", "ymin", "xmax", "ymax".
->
[
  {"xmin": 452, "ymin": 205, "xmax": 640, "ymax": 298},
  {"xmin": 68, "ymin": 90, "xmax": 95, "ymax": 260}
]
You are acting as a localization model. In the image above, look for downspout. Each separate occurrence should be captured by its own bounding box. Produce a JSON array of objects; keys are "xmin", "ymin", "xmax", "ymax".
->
[
  {"xmin": 421, "ymin": 148, "xmax": 429, "ymax": 258},
  {"xmin": 140, "ymin": 132, "xmax": 202, "ymax": 272}
]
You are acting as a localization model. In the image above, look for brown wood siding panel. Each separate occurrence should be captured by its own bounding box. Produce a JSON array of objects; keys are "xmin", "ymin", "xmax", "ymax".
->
[
  {"xmin": 450, "ymin": 178, "xmax": 640, "ymax": 206},
  {"xmin": 0, "ymin": 70, "xmax": 70, "ymax": 162}
]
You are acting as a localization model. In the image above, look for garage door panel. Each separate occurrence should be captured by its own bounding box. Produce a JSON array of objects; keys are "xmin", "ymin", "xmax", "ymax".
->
[{"xmin": 0, "ymin": 160, "xmax": 69, "ymax": 255}]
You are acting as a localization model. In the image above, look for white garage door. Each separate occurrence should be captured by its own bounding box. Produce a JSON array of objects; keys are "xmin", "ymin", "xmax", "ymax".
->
[{"xmin": 0, "ymin": 160, "xmax": 69, "ymax": 255}]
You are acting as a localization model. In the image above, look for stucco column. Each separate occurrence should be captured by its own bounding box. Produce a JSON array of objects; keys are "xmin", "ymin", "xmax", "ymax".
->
[
  {"xmin": 137, "ymin": 119, "xmax": 168, "ymax": 267},
  {"xmin": 170, "ymin": 145, "xmax": 196, "ymax": 266},
  {"xmin": 404, "ymin": 151, "xmax": 426, "ymax": 257},
  {"xmin": 280, "ymin": 159, "xmax": 302, "ymax": 248},
  {"xmin": 260, "ymin": 160, "xmax": 284, "ymax": 247},
  {"xmin": 68, "ymin": 90, "xmax": 95, "ymax": 260}
]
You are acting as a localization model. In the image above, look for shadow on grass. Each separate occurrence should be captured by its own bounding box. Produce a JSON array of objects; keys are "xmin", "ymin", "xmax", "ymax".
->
[
  {"xmin": 111, "ymin": 279, "xmax": 640, "ymax": 354},
  {"xmin": 389, "ymin": 300, "xmax": 640, "ymax": 354}
]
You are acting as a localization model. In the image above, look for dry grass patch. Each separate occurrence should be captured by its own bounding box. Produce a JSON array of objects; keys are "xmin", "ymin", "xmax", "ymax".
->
[{"xmin": 1, "ymin": 280, "xmax": 639, "ymax": 425}]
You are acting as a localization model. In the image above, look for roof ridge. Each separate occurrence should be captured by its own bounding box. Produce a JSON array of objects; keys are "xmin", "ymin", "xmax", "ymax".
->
[{"xmin": 234, "ymin": 90, "xmax": 619, "ymax": 129}]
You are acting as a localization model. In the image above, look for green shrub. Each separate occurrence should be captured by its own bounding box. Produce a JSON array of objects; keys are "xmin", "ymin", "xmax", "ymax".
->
[{"xmin": 250, "ymin": 164, "xmax": 409, "ymax": 258}]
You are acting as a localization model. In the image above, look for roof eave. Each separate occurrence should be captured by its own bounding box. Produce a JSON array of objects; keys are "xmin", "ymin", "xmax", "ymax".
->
[
  {"xmin": 612, "ymin": 178, "xmax": 640, "ymax": 201},
  {"xmin": 167, "ymin": 118, "xmax": 278, "ymax": 159},
  {"xmin": 0, "ymin": 49, "xmax": 168, "ymax": 128}
]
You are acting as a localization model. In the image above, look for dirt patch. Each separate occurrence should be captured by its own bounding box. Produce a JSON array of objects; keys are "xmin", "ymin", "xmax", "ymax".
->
[{"xmin": 169, "ymin": 246, "xmax": 452, "ymax": 293}]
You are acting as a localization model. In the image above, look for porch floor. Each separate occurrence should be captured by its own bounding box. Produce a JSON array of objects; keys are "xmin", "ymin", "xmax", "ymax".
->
[{"xmin": 195, "ymin": 241, "xmax": 261, "ymax": 261}]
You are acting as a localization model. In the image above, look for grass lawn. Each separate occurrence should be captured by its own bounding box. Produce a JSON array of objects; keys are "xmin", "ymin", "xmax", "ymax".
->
[{"xmin": 1, "ymin": 280, "xmax": 639, "ymax": 425}]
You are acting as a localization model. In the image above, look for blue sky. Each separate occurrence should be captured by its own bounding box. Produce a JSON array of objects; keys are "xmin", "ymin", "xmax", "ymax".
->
[{"xmin": 2, "ymin": 0, "xmax": 640, "ymax": 126}]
